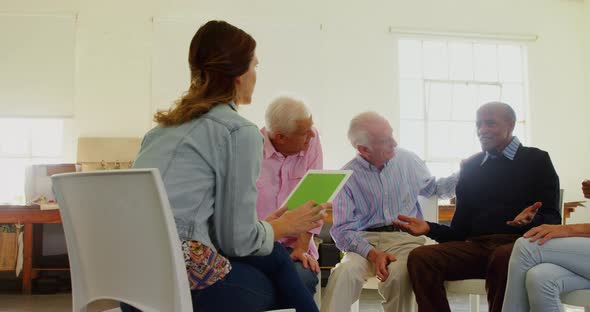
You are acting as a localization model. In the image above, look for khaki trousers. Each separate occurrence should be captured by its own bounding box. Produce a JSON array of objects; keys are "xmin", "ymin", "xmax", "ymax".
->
[{"xmin": 321, "ymin": 232, "xmax": 425, "ymax": 312}]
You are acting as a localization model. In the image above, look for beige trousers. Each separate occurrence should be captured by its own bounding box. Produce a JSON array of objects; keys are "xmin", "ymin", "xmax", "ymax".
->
[{"xmin": 321, "ymin": 232, "xmax": 425, "ymax": 312}]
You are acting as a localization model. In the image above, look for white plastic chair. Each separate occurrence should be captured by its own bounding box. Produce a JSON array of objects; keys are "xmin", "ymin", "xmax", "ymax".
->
[
  {"xmin": 314, "ymin": 271, "xmax": 321, "ymax": 309},
  {"xmin": 561, "ymin": 289, "xmax": 590, "ymax": 312},
  {"xmin": 52, "ymin": 169, "xmax": 192, "ymax": 312},
  {"xmin": 559, "ymin": 191, "xmax": 589, "ymax": 311},
  {"xmin": 54, "ymin": 169, "xmax": 296, "ymax": 312},
  {"xmin": 350, "ymin": 195, "xmax": 437, "ymax": 312},
  {"xmin": 444, "ymin": 280, "xmax": 486, "ymax": 312},
  {"xmin": 558, "ymin": 192, "xmax": 590, "ymax": 311},
  {"xmin": 347, "ymin": 195, "xmax": 484, "ymax": 312},
  {"xmin": 444, "ymin": 189, "xmax": 566, "ymax": 312}
]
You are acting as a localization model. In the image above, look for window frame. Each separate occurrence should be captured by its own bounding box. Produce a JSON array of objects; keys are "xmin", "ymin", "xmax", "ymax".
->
[{"xmin": 397, "ymin": 36, "xmax": 530, "ymax": 177}]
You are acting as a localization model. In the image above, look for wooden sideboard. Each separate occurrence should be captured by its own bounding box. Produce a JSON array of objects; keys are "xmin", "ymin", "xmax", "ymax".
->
[
  {"xmin": 325, "ymin": 205, "xmax": 457, "ymax": 224},
  {"xmin": 325, "ymin": 202, "xmax": 580, "ymax": 225},
  {"xmin": 0, "ymin": 205, "xmax": 65, "ymax": 294}
]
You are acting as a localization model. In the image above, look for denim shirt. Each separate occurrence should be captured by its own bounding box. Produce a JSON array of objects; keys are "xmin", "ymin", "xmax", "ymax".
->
[{"xmin": 133, "ymin": 103, "xmax": 274, "ymax": 257}]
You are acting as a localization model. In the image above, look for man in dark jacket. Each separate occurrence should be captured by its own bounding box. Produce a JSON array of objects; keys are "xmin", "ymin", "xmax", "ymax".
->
[{"xmin": 393, "ymin": 102, "xmax": 561, "ymax": 312}]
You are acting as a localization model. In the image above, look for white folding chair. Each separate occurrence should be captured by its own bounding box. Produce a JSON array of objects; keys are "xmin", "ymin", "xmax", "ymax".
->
[
  {"xmin": 52, "ymin": 169, "xmax": 192, "ymax": 312},
  {"xmin": 444, "ymin": 189, "xmax": 566, "ymax": 312},
  {"xmin": 561, "ymin": 289, "xmax": 590, "ymax": 312},
  {"xmin": 54, "ymin": 169, "xmax": 296, "ymax": 312},
  {"xmin": 350, "ymin": 195, "xmax": 437, "ymax": 312},
  {"xmin": 432, "ymin": 192, "xmax": 485, "ymax": 312},
  {"xmin": 314, "ymin": 271, "xmax": 321, "ymax": 309},
  {"xmin": 444, "ymin": 280, "xmax": 486, "ymax": 312}
]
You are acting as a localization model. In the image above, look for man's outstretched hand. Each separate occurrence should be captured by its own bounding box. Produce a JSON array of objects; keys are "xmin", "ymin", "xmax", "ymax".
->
[
  {"xmin": 507, "ymin": 202, "xmax": 542, "ymax": 227},
  {"xmin": 392, "ymin": 215, "xmax": 430, "ymax": 236}
]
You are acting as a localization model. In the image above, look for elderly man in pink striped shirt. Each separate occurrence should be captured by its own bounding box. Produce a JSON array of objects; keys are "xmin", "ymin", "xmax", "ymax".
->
[{"xmin": 256, "ymin": 96, "xmax": 324, "ymax": 295}]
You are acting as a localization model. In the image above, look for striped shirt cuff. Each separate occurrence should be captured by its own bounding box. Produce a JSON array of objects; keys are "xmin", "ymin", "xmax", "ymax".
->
[{"xmin": 357, "ymin": 241, "xmax": 373, "ymax": 259}]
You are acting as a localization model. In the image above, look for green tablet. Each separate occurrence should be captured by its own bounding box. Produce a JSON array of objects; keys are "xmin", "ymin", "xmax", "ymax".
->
[{"xmin": 281, "ymin": 170, "xmax": 353, "ymax": 210}]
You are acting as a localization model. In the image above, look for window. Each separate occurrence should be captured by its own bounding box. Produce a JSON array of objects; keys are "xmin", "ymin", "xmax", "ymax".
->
[
  {"xmin": 0, "ymin": 118, "xmax": 65, "ymax": 204},
  {"xmin": 398, "ymin": 38, "xmax": 528, "ymax": 178}
]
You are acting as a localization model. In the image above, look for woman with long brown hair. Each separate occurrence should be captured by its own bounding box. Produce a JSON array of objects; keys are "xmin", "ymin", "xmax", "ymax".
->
[{"xmin": 124, "ymin": 20, "xmax": 327, "ymax": 312}]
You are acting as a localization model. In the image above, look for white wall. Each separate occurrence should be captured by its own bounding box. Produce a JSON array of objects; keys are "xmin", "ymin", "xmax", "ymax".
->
[
  {"xmin": 3, "ymin": 0, "xmax": 590, "ymax": 201},
  {"xmin": 574, "ymin": 1, "xmax": 590, "ymax": 224}
]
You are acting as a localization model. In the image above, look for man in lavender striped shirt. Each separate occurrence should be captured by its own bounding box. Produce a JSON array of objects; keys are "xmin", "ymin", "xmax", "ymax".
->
[
  {"xmin": 256, "ymin": 96, "xmax": 323, "ymax": 295},
  {"xmin": 321, "ymin": 112, "xmax": 458, "ymax": 312}
]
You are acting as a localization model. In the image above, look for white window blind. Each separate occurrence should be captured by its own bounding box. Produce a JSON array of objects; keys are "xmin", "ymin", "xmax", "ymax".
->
[{"xmin": 0, "ymin": 14, "xmax": 76, "ymax": 117}]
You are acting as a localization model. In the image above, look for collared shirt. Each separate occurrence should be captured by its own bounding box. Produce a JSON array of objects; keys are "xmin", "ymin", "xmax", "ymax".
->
[
  {"xmin": 480, "ymin": 136, "xmax": 521, "ymax": 165},
  {"xmin": 256, "ymin": 127, "xmax": 323, "ymax": 259},
  {"xmin": 330, "ymin": 148, "xmax": 458, "ymax": 258},
  {"xmin": 133, "ymin": 102, "xmax": 274, "ymax": 258}
]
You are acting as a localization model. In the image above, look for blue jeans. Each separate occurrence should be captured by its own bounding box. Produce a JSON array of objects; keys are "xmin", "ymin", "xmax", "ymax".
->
[
  {"xmin": 285, "ymin": 247, "xmax": 319, "ymax": 295},
  {"xmin": 503, "ymin": 237, "xmax": 590, "ymax": 312},
  {"xmin": 121, "ymin": 242, "xmax": 318, "ymax": 312}
]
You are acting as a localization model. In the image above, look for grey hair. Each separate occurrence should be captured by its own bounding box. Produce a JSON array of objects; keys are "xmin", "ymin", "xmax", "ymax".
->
[
  {"xmin": 348, "ymin": 111, "xmax": 386, "ymax": 149},
  {"xmin": 265, "ymin": 96, "xmax": 312, "ymax": 135},
  {"xmin": 480, "ymin": 101, "xmax": 517, "ymax": 124}
]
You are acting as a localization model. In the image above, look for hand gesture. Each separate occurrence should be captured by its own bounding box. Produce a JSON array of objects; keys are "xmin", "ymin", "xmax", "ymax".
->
[
  {"xmin": 582, "ymin": 180, "xmax": 590, "ymax": 199},
  {"xmin": 507, "ymin": 202, "xmax": 542, "ymax": 227},
  {"xmin": 392, "ymin": 215, "xmax": 430, "ymax": 236},
  {"xmin": 269, "ymin": 201, "xmax": 329, "ymax": 239},
  {"xmin": 265, "ymin": 206, "xmax": 288, "ymax": 222},
  {"xmin": 367, "ymin": 249, "xmax": 396, "ymax": 282},
  {"xmin": 290, "ymin": 248, "xmax": 320, "ymax": 273},
  {"xmin": 523, "ymin": 224, "xmax": 571, "ymax": 245}
]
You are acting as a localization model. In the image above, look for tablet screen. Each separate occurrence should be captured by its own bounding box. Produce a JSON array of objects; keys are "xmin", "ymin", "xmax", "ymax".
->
[{"xmin": 282, "ymin": 170, "xmax": 353, "ymax": 210}]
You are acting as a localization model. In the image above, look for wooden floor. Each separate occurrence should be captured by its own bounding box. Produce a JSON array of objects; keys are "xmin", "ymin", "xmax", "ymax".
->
[
  {"xmin": 0, "ymin": 294, "xmax": 117, "ymax": 312},
  {"xmin": 0, "ymin": 290, "xmax": 585, "ymax": 312}
]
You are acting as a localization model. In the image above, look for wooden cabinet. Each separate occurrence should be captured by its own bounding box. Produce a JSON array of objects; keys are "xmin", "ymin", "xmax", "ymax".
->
[{"xmin": 0, "ymin": 205, "xmax": 66, "ymax": 294}]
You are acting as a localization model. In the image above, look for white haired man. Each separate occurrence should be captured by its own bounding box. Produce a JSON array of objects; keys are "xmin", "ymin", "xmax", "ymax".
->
[
  {"xmin": 256, "ymin": 96, "xmax": 323, "ymax": 295},
  {"xmin": 321, "ymin": 112, "xmax": 457, "ymax": 312}
]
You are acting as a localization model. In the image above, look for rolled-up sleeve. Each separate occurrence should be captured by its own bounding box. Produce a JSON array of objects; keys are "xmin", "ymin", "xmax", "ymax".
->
[{"xmin": 215, "ymin": 125, "xmax": 274, "ymax": 257}]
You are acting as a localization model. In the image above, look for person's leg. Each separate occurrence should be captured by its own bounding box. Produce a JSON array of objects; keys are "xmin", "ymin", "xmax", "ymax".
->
[
  {"xmin": 486, "ymin": 242, "xmax": 515, "ymax": 312},
  {"xmin": 285, "ymin": 246, "xmax": 319, "ymax": 295},
  {"xmin": 321, "ymin": 252, "xmax": 373, "ymax": 312},
  {"xmin": 292, "ymin": 260, "xmax": 319, "ymax": 295},
  {"xmin": 192, "ymin": 261, "xmax": 276, "ymax": 312},
  {"xmin": 378, "ymin": 233, "xmax": 425, "ymax": 312},
  {"xmin": 503, "ymin": 237, "xmax": 590, "ymax": 312},
  {"xmin": 120, "ymin": 260, "xmax": 276, "ymax": 312},
  {"xmin": 529, "ymin": 237, "xmax": 590, "ymax": 279},
  {"xmin": 526, "ymin": 263, "xmax": 590, "ymax": 312},
  {"xmin": 503, "ymin": 237, "xmax": 537, "ymax": 312},
  {"xmin": 407, "ymin": 241, "xmax": 489, "ymax": 312},
  {"xmin": 379, "ymin": 257, "xmax": 413, "ymax": 312},
  {"xmin": 232, "ymin": 242, "xmax": 318, "ymax": 312}
]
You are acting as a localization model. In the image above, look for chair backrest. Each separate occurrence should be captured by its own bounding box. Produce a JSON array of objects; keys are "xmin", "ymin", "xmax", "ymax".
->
[
  {"xmin": 419, "ymin": 195, "xmax": 439, "ymax": 223},
  {"xmin": 561, "ymin": 289, "xmax": 590, "ymax": 310},
  {"xmin": 559, "ymin": 188, "xmax": 565, "ymax": 224},
  {"xmin": 52, "ymin": 169, "xmax": 192, "ymax": 312}
]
